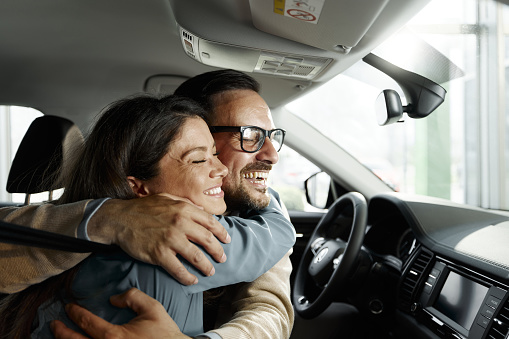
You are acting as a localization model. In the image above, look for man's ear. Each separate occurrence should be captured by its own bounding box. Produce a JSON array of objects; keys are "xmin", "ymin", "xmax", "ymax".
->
[{"xmin": 126, "ymin": 176, "xmax": 150, "ymax": 197}]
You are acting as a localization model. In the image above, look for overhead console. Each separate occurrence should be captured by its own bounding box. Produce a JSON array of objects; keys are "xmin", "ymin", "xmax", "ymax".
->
[
  {"xmin": 178, "ymin": 26, "xmax": 332, "ymax": 80},
  {"xmin": 167, "ymin": 0, "xmax": 431, "ymax": 81},
  {"xmin": 398, "ymin": 247, "xmax": 509, "ymax": 339}
]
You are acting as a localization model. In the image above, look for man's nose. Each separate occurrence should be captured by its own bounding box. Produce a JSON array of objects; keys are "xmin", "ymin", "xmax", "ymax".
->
[{"xmin": 256, "ymin": 137, "xmax": 279, "ymax": 164}]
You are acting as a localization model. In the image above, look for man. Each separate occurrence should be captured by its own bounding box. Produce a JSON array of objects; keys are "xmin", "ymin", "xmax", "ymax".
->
[
  {"xmin": 0, "ymin": 69, "xmax": 293, "ymax": 338},
  {"xmin": 174, "ymin": 70, "xmax": 294, "ymax": 338}
]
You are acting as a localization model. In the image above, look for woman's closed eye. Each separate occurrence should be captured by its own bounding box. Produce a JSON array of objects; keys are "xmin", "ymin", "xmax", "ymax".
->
[{"xmin": 192, "ymin": 152, "xmax": 219, "ymax": 164}]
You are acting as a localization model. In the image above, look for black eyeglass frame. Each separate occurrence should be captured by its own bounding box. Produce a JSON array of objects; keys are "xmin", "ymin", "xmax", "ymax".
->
[{"xmin": 209, "ymin": 125, "xmax": 286, "ymax": 153}]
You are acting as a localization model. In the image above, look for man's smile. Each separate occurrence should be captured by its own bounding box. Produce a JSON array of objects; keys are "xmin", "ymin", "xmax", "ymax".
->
[{"xmin": 242, "ymin": 171, "xmax": 269, "ymax": 186}]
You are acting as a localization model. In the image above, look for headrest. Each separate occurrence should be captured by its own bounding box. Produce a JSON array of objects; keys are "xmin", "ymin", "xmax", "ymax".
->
[{"xmin": 6, "ymin": 115, "xmax": 84, "ymax": 194}]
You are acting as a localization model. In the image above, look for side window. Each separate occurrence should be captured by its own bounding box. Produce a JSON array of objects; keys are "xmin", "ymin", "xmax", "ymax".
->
[
  {"xmin": 0, "ymin": 106, "xmax": 45, "ymax": 203},
  {"xmin": 271, "ymin": 145, "xmax": 326, "ymax": 212}
]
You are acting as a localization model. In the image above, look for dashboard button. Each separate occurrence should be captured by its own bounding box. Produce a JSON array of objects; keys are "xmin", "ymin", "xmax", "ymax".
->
[
  {"xmin": 423, "ymin": 282, "xmax": 433, "ymax": 294},
  {"xmin": 486, "ymin": 295, "xmax": 501, "ymax": 309},
  {"xmin": 481, "ymin": 305, "xmax": 495, "ymax": 319},
  {"xmin": 476, "ymin": 315, "xmax": 490, "ymax": 328}
]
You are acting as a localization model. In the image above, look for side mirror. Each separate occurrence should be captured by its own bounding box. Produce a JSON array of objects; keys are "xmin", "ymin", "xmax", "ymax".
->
[{"xmin": 305, "ymin": 172, "xmax": 331, "ymax": 209}]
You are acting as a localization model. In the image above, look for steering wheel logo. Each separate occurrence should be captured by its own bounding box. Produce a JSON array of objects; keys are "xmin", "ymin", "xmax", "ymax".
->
[{"xmin": 314, "ymin": 247, "xmax": 328, "ymax": 263}]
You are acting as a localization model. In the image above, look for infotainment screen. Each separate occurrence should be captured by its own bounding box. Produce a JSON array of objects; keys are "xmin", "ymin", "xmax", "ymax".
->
[{"xmin": 433, "ymin": 270, "xmax": 489, "ymax": 330}]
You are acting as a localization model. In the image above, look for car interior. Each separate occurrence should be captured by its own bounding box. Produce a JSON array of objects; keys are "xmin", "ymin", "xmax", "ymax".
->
[{"xmin": 1, "ymin": 0, "xmax": 509, "ymax": 338}]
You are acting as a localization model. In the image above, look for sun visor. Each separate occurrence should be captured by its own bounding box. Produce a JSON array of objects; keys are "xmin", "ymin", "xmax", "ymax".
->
[
  {"xmin": 179, "ymin": 26, "xmax": 332, "ymax": 80},
  {"xmin": 249, "ymin": 0, "xmax": 389, "ymax": 53}
]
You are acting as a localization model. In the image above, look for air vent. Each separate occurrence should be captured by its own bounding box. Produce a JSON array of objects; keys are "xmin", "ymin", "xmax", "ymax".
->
[
  {"xmin": 294, "ymin": 66, "xmax": 315, "ymax": 76},
  {"xmin": 398, "ymin": 247, "xmax": 433, "ymax": 312},
  {"xmin": 182, "ymin": 30, "xmax": 193, "ymax": 41},
  {"xmin": 259, "ymin": 61, "xmax": 316, "ymax": 77},
  {"xmin": 486, "ymin": 299, "xmax": 509, "ymax": 339}
]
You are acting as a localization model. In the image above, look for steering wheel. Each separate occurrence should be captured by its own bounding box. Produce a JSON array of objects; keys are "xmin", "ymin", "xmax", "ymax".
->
[{"xmin": 292, "ymin": 192, "xmax": 368, "ymax": 319}]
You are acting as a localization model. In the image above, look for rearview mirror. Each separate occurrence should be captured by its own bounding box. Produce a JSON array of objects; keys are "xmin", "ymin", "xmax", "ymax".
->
[
  {"xmin": 364, "ymin": 53, "xmax": 446, "ymax": 126},
  {"xmin": 376, "ymin": 89, "xmax": 404, "ymax": 126},
  {"xmin": 305, "ymin": 172, "xmax": 331, "ymax": 209}
]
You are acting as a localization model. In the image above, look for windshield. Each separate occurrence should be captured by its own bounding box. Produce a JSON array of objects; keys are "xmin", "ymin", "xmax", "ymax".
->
[{"xmin": 285, "ymin": 0, "xmax": 509, "ymax": 210}]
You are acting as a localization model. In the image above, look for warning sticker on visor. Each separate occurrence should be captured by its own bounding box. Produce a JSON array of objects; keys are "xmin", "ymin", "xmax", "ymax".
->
[{"xmin": 273, "ymin": 0, "xmax": 325, "ymax": 24}]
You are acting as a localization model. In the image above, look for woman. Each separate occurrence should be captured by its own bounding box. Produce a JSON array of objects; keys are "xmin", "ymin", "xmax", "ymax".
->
[{"xmin": 0, "ymin": 95, "xmax": 294, "ymax": 338}]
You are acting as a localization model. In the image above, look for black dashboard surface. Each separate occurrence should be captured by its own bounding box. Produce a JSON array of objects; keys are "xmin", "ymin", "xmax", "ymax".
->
[{"xmin": 365, "ymin": 193, "xmax": 509, "ymax": 339}]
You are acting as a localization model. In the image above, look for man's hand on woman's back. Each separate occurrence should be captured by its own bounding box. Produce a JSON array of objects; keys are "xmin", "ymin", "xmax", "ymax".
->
[{"xmin": 51, "ymin": 288, "xmax": 191, "ymax": 339}]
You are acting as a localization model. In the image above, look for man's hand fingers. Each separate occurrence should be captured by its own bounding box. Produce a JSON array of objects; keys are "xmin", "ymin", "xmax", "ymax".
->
[
  {"xmin": 109, "ymin": 288, "xmax": 149, "ymax": 311},
  {"xmin": 109, "ymin": 289, "xmax": 186, "ymax": 339},
  {"xmin": 51, "ymin": 320, "xmax": 89, "ymax": 339},
  {"xmin": 185, "ymin": 223, "xmax": 228, "ymax": 265},
  {"xmin": 53, "ymin": 289, "xmax": 186, "ymax": 339},
  {"xmin": 110, "ymin": 288, "xmax": 164, "ymax": 317},
  {"xmin": 156, "ymin": 247, "xmax": 201, "ymax": 285},
  {"xmin": 193, "ymin": 211, "xmax": 231, "ymax": 244},
  {"xmin": 64, "ymin": 303, "xmax": 117, "ymax": 339}
]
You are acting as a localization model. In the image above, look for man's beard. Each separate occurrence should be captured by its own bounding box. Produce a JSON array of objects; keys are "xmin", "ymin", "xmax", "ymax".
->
[{"xmin": 224, "ymin": 162, "xmax": 272, "ymax": 211}]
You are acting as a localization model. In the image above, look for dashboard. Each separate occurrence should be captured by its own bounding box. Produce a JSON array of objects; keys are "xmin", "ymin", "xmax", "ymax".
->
[{"xmin": 364, "ymin": 193, "xmax": 509, "ymax": 339}]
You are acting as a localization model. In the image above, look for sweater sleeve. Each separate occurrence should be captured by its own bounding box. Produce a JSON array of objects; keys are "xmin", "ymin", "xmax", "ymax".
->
[
  {"xmin": 183, "ymin": 189, "xmax": 296, "ymax": 294},
  {"xmin": 0, "ymin": 201, "xmax": 91, "ymax": 293},
  {"xmin": 209, "ymin": 250, "xmax": 294, "ymax": 339}
]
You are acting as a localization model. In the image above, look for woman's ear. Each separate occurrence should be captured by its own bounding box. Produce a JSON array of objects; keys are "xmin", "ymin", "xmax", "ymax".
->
[{"xmin": 126, "ymin": 176, "xmax": 150, "ymax": 197}]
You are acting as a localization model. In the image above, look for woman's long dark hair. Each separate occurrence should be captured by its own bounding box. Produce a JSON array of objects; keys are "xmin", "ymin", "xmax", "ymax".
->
[
  {"xmin": 59, "ymin": 94, "xmax": 206, "ymax": 203},
  {"xmin": 0, "ymin": 94, "xmax": 207, "ymax": 338}
]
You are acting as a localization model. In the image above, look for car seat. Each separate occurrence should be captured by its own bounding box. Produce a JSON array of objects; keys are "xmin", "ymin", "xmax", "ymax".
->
[
  {"xmin": 1, "ymin": 116, "xmax": 113, "ymax": 253},
  {"xmin": 6, "ymin": 115, "xmax": 84, "ymax": 205}
]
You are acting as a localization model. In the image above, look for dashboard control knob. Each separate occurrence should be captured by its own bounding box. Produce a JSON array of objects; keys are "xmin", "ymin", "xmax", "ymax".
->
[
  {"xmin": 369, "ymin": 299, "xmax": 384, "ymax": 314},
  {"xmin": 410, "ymin": 302, "xmax": 421, "ymax": 313},
  {"xmin": 298, "ymin": 296, "xmax": 308, "ymax": 305}
]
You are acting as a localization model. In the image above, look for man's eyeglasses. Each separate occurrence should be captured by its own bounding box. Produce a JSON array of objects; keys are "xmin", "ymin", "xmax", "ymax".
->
[{"xmin": 209, "ymin": 126, "xmax": 286, "ymax": 153}]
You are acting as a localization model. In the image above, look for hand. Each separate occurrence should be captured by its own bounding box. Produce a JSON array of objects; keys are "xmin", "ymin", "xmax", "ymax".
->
[
  {"xmin": 51, "ymin": 288, "xmax": 191, "ymax": 339},
  {"xmin": 87, "ymin": 193, "xmax": 231, "ymax": 285}
]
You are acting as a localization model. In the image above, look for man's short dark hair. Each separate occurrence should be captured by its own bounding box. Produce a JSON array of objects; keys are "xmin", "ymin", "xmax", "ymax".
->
[{"xmin": 174, "ymin": 69, "xmax": 260, "ymax": 123}]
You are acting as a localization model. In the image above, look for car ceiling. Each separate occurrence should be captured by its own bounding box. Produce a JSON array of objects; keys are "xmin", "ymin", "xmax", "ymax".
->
[{"xmin": 0, "ymin": 0, "xmax": 431, "ymax": 130}]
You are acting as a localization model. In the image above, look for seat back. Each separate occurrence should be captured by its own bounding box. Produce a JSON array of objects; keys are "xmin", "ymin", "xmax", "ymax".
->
[{"xmin": 6, "ymin": 115, "xmax": 84, "ymax": 204}]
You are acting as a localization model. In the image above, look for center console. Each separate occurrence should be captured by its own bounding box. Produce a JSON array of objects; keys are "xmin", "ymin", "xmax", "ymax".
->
[{"xmin": 399, "ymin": 248, "xmax": 509, "ymax": 339}]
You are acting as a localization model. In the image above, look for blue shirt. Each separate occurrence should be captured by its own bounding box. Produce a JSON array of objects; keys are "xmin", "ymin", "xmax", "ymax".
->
[{"xmin": 31, "ymin": 189, "xmax": 295, "ymax": 337}]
